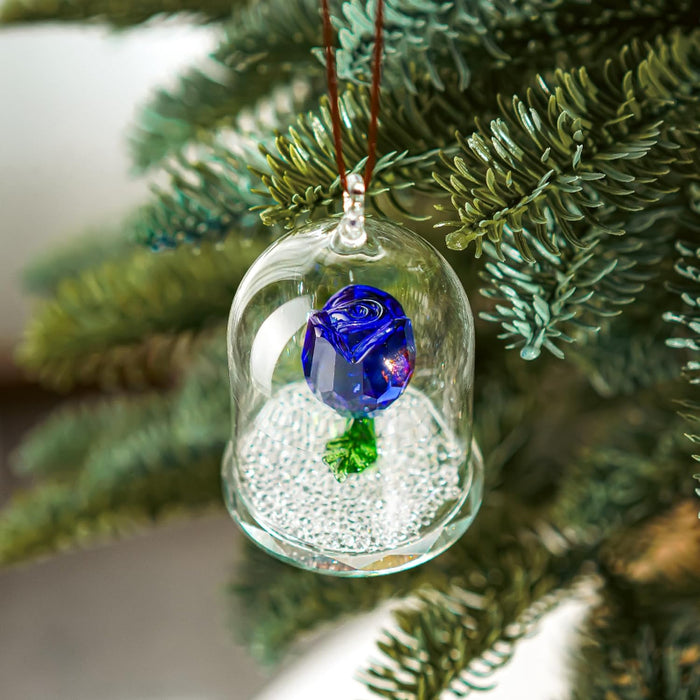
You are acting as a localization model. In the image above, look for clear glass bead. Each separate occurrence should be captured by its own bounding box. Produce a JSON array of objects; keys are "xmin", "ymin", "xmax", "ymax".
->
[{"xmin": 223, "ymin": 179, "xmax": 482, "ymax": 576}]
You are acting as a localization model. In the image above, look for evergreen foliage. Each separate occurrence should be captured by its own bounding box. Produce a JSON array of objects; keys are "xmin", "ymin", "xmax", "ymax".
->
[
  {"xmin": 0, "ymin": 0, "xmax": 236, "ymax": 26},
  {"xmin": 232, "ymin": 497, "xmax": 581, "ymax": 670},
  {"xmin": 1, "ymin": 337, "xmax": 229, "ymax": 564},
  {"xmin": 13, "ymin": 393, "xmax": 170, "ymax": 478},
  {"xmin": 478, "ymin": 213, "xmax": 676, "ymax": 360},
  {"xmin": 667, "ymin": 236, "xmax": 700, "ymax": 386},
  {"xmin": 130, "ymin": 0, "xmax": 325, "ymax": 170},
  {"xmin": 664, "ymin": 201, "xmax": 700, "ymax": 479},
  {"xmin": 573, "ymin": 600, "xmax": 700, "ymax": 699},
  {"xmin": 22, "ymin": 226, "xmax": 135, "ymax": 296},
  {"xmin": 18, "ymin": 235, "xmax": 264, "ymax": 389},
  {"xmin": 335, "ymin": 0, "xmax": 699, "ymax": 94},
  {"xmin": 437, "ymin": 32, "xmax": 700, "ymax": 259},
  {"xmin": 548, "ymin": 409, "xmax": 694, "ymax": 544},
  {"xmin": 360, "ymin": 511, "xmax": 577, "ymax": 698},
  {"xmin": 0, "ymin": 452, "xmax": 221, "ymax": 565},
  {"xmin": 3, "ymin": 0, "xmax": 700, "ymax": 696},
  {"xmin": 135, "ymin": 153, "xmax": 271, "ymax": 248}
]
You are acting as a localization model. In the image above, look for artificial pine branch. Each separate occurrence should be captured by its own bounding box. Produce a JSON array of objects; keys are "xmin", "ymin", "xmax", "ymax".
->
[
  {"xmin": 130, "ymin": 0, "xmax": 700, "ymax": 178},
  {"xmin": 135, "ymin": 153, "xmax": 271, "ymax": 248},
  {"xmin": 25, "ymin": 327, "xmax": 217, "ymax": 391},
  {"xmin": 664, "ymin": 231, "xmax": 700, "ymax": 508},
  {"xmin": 666, "ymin": 240, "xmax": 700, "ymax": 385},
  {"xmin": 130, "ymin": 0, "xmax": 324, "ymax": 170},
  {"xmin": 232, "ymin": 497, "xmax": 582, "ymax": 668},
  {"xmin": 12, "ymin": 393, "xmax": 169, "ymax": 478},
  {"xmin": 22, "ymin": 226, "xmax": 135, "ymax": 296},
  {"xmin": 569, "ymin": 319, "xmax": 682, "ymax": 397},
  {"xmin": 17, "ymin": 234, "xmax": 264, "ymax": 389},
  {"xmin": 254, "ymin": 84, "xmax": 470, "ymax": 227},
  {"xmin": 663, "ymin": 201, "xmax": 700, "ymax": 501},
  {"xmin": 0, "ymin": 409, "xmax": 222, "ymax": 565},
  {"xmin": 2, "ymin": 336, "xmax": 230, "ymax": 564},
  {"xmin": 169, "ymin": 333, "xmax": 231, "ymax": 445},
  {"xmin": 571, "ymin": 599, "xmax": 700, "ymax": 700},
  {"xmin": 436, "ymin": 31, "xmax": 700, "ymax": 259},
  {"xmin": 336, "ymin": 0, "xmax": 699, "ymax": 94},
  {"xmin": 479, "ymin": 209, "xmax": 676, "ymax": 360},
  {"xmin": 0, "ymin": 453, "xmax": 222, "ymax": 566},
  {"xmin": 361, "ymin": 501, "xmax": 583, "ymax": 698},
  {"xmin": 131, "ymin": 0, "xmax": 514, "ymax": 172},
  {"xmin": 130, "ymin": 5, "xmax": 623, "ymax": 242},
  {"xmin": 259, "ymin": 23, "xmax": 700, "ymax": 233},
  {"xmin": 548, "ymin": 406, "xmax": 695, "ymax": 544},
  {"xmin": 127, "ymin": 24, "xmax": 700, "ymax": 250},
  {"xmin": 0, "ymin": 0, "xmax": 237, "ymax": 26}
]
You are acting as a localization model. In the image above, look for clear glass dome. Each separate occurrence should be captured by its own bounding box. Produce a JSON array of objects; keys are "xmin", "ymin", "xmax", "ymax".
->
[{"xmin": 222, "ymin": 180, "xmax": 482, "ymax": 576}]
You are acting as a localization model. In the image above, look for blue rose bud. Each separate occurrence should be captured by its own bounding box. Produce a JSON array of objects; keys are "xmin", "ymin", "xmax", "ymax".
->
[{"xmin": 302, "ymin": 284, "xmax": 416, "ymax": 416}]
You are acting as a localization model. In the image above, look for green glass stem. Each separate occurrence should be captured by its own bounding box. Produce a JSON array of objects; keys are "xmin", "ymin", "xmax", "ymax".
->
[{"xmin": 323, "ymin": 417, "xmax": 378, "ymax": 482}]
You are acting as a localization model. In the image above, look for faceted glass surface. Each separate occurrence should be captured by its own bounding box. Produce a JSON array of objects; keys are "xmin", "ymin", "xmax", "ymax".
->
[
  {"xmin": 302, "ymin": 284, "xmax": 416, "ymax": 416},
  {"xmin": 223, "ymin": 215, "xmax": 480, "ymax": 576}
]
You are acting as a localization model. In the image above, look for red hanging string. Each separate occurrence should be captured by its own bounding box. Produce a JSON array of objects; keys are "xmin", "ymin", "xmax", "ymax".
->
[
  {"xmin": 321, "ymin": 0, "xmax": 385, "ymax": 194},
  {"xmin": 321, "ymin": 0, "xmax": 347, "ymax": 192},
  {"xmin": 364, "ymin": 0, "xmax": 385, "ymax": 189}
]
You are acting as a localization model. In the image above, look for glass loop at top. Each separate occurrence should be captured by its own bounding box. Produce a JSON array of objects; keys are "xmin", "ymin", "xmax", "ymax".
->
[{"xmin": 333, "ymin": 173, "xmax": 367, "ymax": 252}]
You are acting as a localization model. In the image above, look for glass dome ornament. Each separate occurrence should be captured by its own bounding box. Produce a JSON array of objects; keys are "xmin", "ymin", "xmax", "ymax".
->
[{"xmin": 222, "ymin": 175, "xmax": 483, "ymax": 576}]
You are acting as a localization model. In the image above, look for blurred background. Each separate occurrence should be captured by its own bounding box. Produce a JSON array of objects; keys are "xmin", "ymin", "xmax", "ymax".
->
[
  {"xmin": 0, "ymin": 20, "xmax": 589, "ymax": 700},
  {"xmin": 0, "ymin": 21, "xmax": 271, "ymax": 699}
]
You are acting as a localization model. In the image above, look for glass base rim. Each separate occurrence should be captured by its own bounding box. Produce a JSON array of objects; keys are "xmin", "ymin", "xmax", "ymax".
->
[{"xmin": 222, "ymin": 439, "xmax": 484, "ymax": 577}]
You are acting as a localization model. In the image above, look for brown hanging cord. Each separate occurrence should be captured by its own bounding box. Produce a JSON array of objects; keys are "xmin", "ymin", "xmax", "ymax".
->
[{"xmin": 321, "ymin": 0, "xmax": 385, "ymax": 193}]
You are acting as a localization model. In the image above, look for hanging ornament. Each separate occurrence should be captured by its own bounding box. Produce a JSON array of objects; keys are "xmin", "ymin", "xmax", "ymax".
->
[{"xmin": 222, "ymin": 0, "xmax": 483, "ymax": 576}]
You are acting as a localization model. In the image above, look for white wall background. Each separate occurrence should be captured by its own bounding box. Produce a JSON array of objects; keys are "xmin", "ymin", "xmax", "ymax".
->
[{"xmin": 0, "ymin": 22, "xmax": 215, "ymax": 341}]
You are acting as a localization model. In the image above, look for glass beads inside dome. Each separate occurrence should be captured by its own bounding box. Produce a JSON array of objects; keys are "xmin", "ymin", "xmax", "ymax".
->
[{"xmin": 222, "ymin": 175, "xmax": 483, "ymax": 576}]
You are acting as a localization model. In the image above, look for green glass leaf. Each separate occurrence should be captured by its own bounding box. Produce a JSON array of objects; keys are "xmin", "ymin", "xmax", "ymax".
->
[{"xmin": 323, "ymin": 417, "xmax": 378, "ymax": 482}]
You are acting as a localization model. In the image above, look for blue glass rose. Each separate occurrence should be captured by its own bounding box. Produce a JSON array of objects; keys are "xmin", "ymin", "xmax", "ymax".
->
[{"xmin": 302, "ymin": 284, "xmax": 416, "ymax": 416}]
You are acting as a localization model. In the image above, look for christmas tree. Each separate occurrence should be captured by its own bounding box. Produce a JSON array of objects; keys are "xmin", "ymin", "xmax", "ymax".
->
[{"xmin": 2, "ymin": 0, "xmax": 700, "ymax": 696}]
